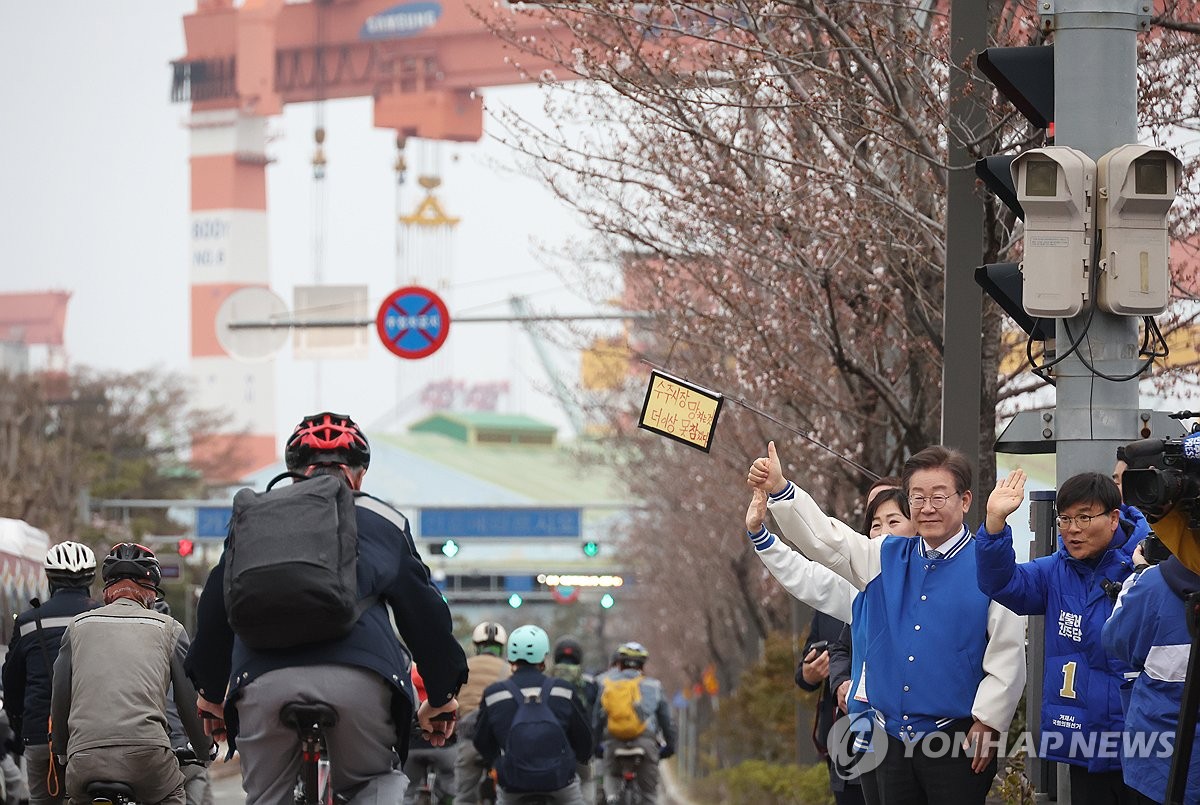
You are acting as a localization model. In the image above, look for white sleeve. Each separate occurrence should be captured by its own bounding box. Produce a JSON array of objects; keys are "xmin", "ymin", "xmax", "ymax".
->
[
  {"xmin": 972, "ymin": 599, "xmax": 1027, "ymax": 732},
  {"xmin": 765, "ymin": 481, "xmax": 883, "ymax": 589},
  {"xmin": 754, "ymin": 535, "xmax": 857, "ymax": 623}
]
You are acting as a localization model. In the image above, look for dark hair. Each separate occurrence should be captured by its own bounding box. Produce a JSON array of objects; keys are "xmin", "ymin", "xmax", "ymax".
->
[
  {"xmin": 864, "ymin": 487, "xmax": 910, "ymax": 534},
  {"xmin": 305, "ymin": 464, "xmax": 353, "ymax": 483},
  {"xmin": 869, "ymin": 475, "xmax": 901, "ymax": 494},
  {"xmin": 1057, "ymin": 472, "xmax": 1122, "ymax": 514},
  {"xmin": 901, "ymin": 446, "xmax": 972, "ymax": 496}
]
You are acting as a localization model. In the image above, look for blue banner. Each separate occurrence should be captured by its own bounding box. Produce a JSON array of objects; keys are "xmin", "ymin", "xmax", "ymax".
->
[
  {"xmin": 420, "ymin": 507, "xmax": 582, "ymax": 539},
  {"xmin": 196, "ymin": 506, "xmax": 232, "ymax": 538}
]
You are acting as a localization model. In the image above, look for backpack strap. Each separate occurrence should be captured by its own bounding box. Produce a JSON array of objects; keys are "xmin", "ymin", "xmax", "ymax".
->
[{"xmin": 265, "ymin": 471, "xmax": 311, "ymax": 491}]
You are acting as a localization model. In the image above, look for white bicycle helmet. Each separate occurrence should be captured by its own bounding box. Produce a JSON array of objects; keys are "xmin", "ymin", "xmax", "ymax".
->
[
  {"xmin": 45, "ymin": 541, "xmax": 96, "ymax": 574},
  {"xmin": 44, "ymin": 541, "xmax": 96, "ymax": 588},
  {"xmin": 472, "ymin": 621, "xmax": 508, "ymax": 647}
]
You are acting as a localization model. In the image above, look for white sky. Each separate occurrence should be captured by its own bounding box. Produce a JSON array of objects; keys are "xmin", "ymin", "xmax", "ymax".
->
[{"xmin": 0, "ymin": 2, "xmax": 602, "ymax": 447}]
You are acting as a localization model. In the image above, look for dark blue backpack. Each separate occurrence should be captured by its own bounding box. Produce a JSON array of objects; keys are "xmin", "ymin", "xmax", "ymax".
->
[{"xmin": 497, "ymin": 678, "xmax": 576, "ymax": 793}]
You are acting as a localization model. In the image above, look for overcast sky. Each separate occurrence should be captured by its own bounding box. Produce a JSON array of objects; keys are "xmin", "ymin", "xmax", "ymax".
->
[{"xmin": 0, "ymin": 2, "xmax": 601, "ymax": 445}]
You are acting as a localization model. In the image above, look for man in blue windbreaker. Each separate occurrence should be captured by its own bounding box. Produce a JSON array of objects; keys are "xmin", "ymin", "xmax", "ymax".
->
[
  {"xmin": 1104, "ymin": 553, "xmax": 1200, "ymax": 804},
  {"xmin": 977, "ymin": 470, "xmax": 1145, "ymax": 804}
]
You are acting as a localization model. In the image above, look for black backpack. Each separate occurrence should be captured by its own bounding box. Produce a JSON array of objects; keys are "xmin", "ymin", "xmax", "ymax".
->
[
  {"xmin": 497, "ymin": 678, "xmax": 576, "ymax": 793},
  {"xmin": 224, "ymin": 472, "xmax": 374, "ymax": 650}
]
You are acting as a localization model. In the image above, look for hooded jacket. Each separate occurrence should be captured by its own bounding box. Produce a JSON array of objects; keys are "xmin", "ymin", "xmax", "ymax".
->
[
  {"xmin": 1103, "ymin": 557, "xmax": 1200, "ymax": 803},
  {"xmin": 975, "ymin": 506, "xmax": 1148, "ymax": 771}
]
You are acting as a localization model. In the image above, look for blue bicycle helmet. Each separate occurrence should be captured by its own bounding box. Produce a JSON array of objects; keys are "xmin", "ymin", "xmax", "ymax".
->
[{"xmin": 506, "ymin": 625, "xmax": 551, "ymax": 664}]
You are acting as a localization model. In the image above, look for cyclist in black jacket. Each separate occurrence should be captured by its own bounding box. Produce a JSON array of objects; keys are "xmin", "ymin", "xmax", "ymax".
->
[
  {"xmin": 185, "ymin": 412, "xmax": 468, "ymax": 805},
  {"xmin": 2, "ymin": 542, "xmax": 100, "ymax": 805}
]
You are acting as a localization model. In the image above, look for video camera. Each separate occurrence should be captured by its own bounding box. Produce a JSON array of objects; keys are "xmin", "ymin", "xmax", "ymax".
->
[{"xmin": 1121, "ymin": 412, "xmax": 1200, "ymax": 526}]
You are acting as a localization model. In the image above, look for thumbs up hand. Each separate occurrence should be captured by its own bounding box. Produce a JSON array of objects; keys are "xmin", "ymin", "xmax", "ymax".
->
[{"xmin": 747, "ymin": 441, "xmax": 787, "ymax": 495}]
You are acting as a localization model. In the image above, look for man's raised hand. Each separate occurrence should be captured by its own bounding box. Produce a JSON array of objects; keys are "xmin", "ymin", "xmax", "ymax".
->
[
  {"xmin": 747, "ymin": 441, "xmax": 786, "ymax": 495},
  {"xmin": 985, "ymin": 469, "xmax": 1026, "ymax": 534},
  {"xmin": 746, "ymin": 488, "xmax": 768, "ymax": 534}
]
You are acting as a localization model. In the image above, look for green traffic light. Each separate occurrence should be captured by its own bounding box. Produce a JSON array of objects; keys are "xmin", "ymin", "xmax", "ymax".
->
[
  {"xmin": 582, "ymin": 541, "xmax": 600, "ymax": 557},
  {"xmin": 508, "ymin": 593, "xmax": 523, "ymax": 608},
  {"xmin": 441, "ymin": 540, "xmax": 460, "ymax": 558},
  {"xmin": 600, "ymin": 593, "xmax": 615, "ymax": 609}
]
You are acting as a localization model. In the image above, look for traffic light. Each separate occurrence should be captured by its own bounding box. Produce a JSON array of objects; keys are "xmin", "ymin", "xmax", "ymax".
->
[
  {"xmin": 178, "ymin": 538, "xmax": 194, "ymax": 557},
  {"xmin": 439, "ymin": 540, "xmax": 460, "ymax": 558},
  {"xmin": 976, "ymin": 46, "xmax": 1054, "ymax": 130},
  {"xmin": 1095, "ymin": 145, "xmax": 1183, "ymax": 315},
  {"xmin": 508, "ymin": 593, "xmax": 523, "ymax": 609},
  {"xmin": 582, "ymin": 540, "xmax": 600, "ymax": 557},
  {"xmin": 975, "ymin": 44, "xmax": 1057, "ymax": 332},
  {"xmin": 600, "ymin": 593, "xmax": 615, "ymax": 609},
  {"xmin": 974, "ymin": 263, "xmax": 1049, "ymax": 341}
]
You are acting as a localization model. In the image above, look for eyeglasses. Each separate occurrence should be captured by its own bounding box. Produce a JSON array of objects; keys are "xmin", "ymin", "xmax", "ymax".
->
[
  {"xmin": 1055, "ymin": 511, "xmax": 1110, "ymax": 530},
  {"xmin": 907, "ymin": 492, "xmax": 960, "ymax": 510}
]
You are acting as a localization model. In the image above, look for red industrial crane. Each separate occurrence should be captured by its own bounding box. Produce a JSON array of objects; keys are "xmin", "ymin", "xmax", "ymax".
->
[{"xmin": 172, "ymin": 1, "xmax": 560, "ymax": 479}]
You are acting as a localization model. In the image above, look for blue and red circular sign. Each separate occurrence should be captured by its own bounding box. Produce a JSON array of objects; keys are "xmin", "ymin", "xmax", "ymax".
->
[{"xmin": 376, "ymin": 286, "xmax": 451, "ymax": 359}]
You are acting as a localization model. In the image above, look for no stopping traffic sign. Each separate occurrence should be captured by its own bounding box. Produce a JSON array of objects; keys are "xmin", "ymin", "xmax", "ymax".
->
[{"xmin": 375, "ymin": 286, "xmax": 451, "ymax": 359}]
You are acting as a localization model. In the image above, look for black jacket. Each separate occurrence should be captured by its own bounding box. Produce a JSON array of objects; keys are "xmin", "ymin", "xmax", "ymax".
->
[
  {"xmin": 184, "ymin": 492, "xmax": 468, "ymax": 757},
  {"xmin": 795, "ymin": 612, "xmax": 850, "ymax": 779},
  {"xmin": 474, "ymin": 665, "xmax": 594, "ymax": 768},
  {"xmin": 2, "ymin": 587, "xmax": 101, "ymax": 745}
]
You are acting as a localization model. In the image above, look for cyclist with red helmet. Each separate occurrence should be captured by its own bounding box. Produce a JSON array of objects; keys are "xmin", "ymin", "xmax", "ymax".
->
[
  {"xmin": 3, "ymin": 541, "xmax": 102, "ymax": 805},
  {"xmin": 50, "ymin": 543, "xmax": 210, "ymax": 805},
  {"xmin": 185, "ymin": 411, "xmax": 468, "ymax": 804}
]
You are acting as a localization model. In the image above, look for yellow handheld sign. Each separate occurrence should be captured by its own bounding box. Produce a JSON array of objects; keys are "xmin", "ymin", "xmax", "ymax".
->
[{"xmin": 638, "ymin": 371, "xmax": 723, "ymax": 452}]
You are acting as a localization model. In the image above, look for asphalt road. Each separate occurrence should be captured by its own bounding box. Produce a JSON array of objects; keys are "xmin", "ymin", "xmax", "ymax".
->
[{"xmin": 209, "ymin": 762, "xmax": 695, "ymax": 804}]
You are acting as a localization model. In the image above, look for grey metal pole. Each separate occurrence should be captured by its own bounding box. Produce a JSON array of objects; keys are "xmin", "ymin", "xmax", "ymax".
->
[
  {"xmin": 1028, "ymin": 490, "xmax": 1058, "ymax": 801},
  {"xmin": 941, "ymin": 0, "xmax": 988, "ymax": 523},
  {"xmin": 1045, "ymin": 4, "xmax": 1145, "ymax": 801},
  {"xmin": 1048, "ymin": 0, "xmax": 1145, "ymax": 487}
]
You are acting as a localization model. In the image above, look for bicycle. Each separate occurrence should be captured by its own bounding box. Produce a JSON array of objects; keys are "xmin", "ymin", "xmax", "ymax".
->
[
  {"xmin": 281, "ymin": 700, "xmax": 338, "ymax": 805},
  {"xmin": 409, "ymin": 714, "xmax": 457, "ymax": 805},
  {"xmin": 85, "ymin": 748, "xmax": 207, "ymax": 804},
  {"xmin": 611, "ymin": 745, "xmax": 646, "ymax": 805},
  {"xmin": 479, "ymin": 768, "xmax": 498, "ymax": 805}
]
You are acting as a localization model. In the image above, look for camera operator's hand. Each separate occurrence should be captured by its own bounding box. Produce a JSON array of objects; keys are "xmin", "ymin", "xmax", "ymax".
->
[
  {"xmin": 1132, "ymin": 543, "xmax": 1150, "ymax": 571},
  {"xmin": 985, "ymin": 469, "xmax": 1026, "ymax": 535}
]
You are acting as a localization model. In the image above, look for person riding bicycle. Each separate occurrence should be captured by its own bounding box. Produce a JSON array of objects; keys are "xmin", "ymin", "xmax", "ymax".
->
[
  {"xmin": 3, "ymin": 541, "xmax": 101, "ymax": 805},
  {"xmin": 475, "ymin": 628, "xmax": 592, "ymax": 805},
  {"xmin": 474, "ymin": 625, "xmax": 593, "ymax": 804},
  {"xmin": 593, "ymin": 642, "xmax": 675, "ymax": 805},
  {"xmin": 50, "ymin": 543, "xmax": 210, "ymax": 805},
  {"xmin": 153, "ymin": 599, "xmax": 213, "ymax": 805},
  {"xmin": 454, "ymin": 622, "xmax": 511, "ymax": 804},
  {"xmin": 548, "ymin": 637, "xmax": 598, "ymax": 803},
  {"xmin": 184, "ymin": 411, "xmax": 468, "ymax": 804}
]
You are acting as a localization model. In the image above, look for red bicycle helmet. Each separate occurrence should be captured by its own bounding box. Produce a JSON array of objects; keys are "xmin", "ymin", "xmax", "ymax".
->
[
  {"xmin": 102, "ymin": 543, "xmax": 162, "ymax": 588},
  {"xmin": 284, "ymin": 411, "xmax": 371, "ymax": 471}
]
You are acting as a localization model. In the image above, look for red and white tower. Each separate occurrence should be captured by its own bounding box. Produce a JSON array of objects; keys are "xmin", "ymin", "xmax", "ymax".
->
[{"xmin": 188, "ymin": 109, "xmax": 277, "ymax": 479}]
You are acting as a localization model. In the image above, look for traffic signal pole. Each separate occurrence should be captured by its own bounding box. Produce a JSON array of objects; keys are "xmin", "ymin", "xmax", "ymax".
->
[
  {"xmin": 941, "ymin": 0, "xmax": 988, "ymax": 523},
  {"xmin": 1050, "ymin": 0, "xmax": 1145, "ymax": 488}
]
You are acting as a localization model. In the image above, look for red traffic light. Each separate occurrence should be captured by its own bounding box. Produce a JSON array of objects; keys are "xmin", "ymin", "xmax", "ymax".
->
[{"xmin": 178, "ymin": 538, "xmax": 195, "ymax": 557}]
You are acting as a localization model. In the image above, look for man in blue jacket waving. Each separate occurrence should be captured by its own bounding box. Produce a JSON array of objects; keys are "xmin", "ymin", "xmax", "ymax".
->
[{"xmin": 977, "ymin": 469, "xmax": 1145, "ymax": 804}]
